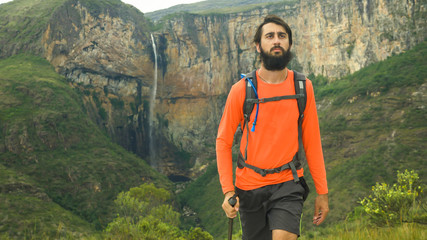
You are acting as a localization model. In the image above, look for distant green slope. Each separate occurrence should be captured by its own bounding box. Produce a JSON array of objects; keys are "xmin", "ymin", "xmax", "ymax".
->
[
  {"xmin": 179, "ymin": 41, "xmax": 427, "ymax": 239},
  {"xmin": 0, "ymin": 54, "xmax": 171, "ymax": 238},
  {"xmin": 0, "ymin": 0, "xmax": 67, "ymax": 57},
  {"xmin": 178, "ymin": 163, "xmax": 225, "ymax": 238},
  {"xmin": 145, "ymin": 0, "xmax": 295, "ymax": 21},
  {"xmin": 0, "ymin": 164, "xmax": 97, "ymax": 239},
  {"xmin": 307, "ymin": 40, "xmax": 427, "ymax": 228}
]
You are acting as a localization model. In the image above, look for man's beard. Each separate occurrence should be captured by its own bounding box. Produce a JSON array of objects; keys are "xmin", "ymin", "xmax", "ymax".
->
[{"xmin": 259, "ymin": 45, "xmax": 293, "ymax": 71}]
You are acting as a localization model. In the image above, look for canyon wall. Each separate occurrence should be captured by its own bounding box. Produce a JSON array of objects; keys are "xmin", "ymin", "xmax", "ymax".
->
[{"xmin": 37, "ymin": 0, "xmax": 426, "ymax": 176}]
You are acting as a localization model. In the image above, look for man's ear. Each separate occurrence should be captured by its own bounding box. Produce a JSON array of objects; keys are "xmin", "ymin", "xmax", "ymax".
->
[{"xmin": 256, "ymin": 43, "xmax": 261, "ymax": 53}]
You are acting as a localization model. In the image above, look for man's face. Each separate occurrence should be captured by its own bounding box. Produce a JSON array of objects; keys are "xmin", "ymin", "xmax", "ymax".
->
[{"xmin": 256, "ymin": 23, "xmax": 292, "ymax": 71}]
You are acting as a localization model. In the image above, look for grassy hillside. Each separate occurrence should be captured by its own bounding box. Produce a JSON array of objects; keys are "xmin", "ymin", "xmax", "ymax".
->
[
  {"xmin": 0, "ymin": 164, "xmax": 98, "ymax": 239},
  {"xmin": 145, "ymin": 0, "xmax": 295, "ymax": 21},
  {"xmin": 0, "ymin": 54, "xmax": 171, "ymax": 238},
  {"xmin": 310, "ymin": 40, "xmax": 426, "ymax": 228},
  {"xmin": 179, "ymin": 41, "xmax": 427, "ymax": 239},
  {"xmin": 0, "ymin": 0, "xmax": 67, "ymax": 57}
]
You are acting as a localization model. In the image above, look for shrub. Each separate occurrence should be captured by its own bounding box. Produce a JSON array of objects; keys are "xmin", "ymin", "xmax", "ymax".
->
[
  {"xmin": 360, "ymin": 170, "xmax": 423, "ymax": 225},
  {"xmin": 105, "ymin": 183, "xmax": 213, "ymax": 239},
  {"xmin": 187, "ymin": 227, "xmax": 214, "ymax": 240}
]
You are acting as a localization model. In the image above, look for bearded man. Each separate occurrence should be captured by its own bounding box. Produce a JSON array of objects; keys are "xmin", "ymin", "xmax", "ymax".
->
[{"xmin": 216, "ymin": 15, "xmax": 329, "ymax": 240}]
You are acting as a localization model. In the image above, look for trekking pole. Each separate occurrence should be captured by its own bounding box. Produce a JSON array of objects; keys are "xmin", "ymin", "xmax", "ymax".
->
[{"xmin": 228, "ymin": 194, "xmax": 237, "ymax": 240}]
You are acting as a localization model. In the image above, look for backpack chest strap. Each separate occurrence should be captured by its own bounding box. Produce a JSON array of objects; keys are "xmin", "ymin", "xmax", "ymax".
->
[
  {"xmin": 237, "ymin": 152, "xmax": 300, "ymax": 182},
  {"xmin": 246, "ymin": 94, "xmax": 304, "ymax": 104}
]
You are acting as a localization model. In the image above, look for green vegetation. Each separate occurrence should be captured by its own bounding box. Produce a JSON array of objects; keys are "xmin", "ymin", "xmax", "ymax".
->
[
  {"xmin": 300, "ymin": 169, "xmax": 426, "ymax": 240},
  {"xmin": 0, "ymin": 54, "xmax": 171, "ymax": 238},
  {"xmin": 77, "ymin": 0, "xmax": 122, "ymax": 16},
  {"xmin": 346, "ymin": 43, "xmax": 355, "ymax": 58},
  {"xmin": 178, "ymin": 163, "xmax": 226, "ymax": 238},
  {"xmin": 148, "ymin": 0, "xmax": 299, "ymax": 31},
  {"xmin": 314, "ymin": 41, "xmax": 426, "ymax": 102},
  {"xmin": 78, "ymin": 0, "xmax": 149, "ymax": 25},
  {"xmin": 300, "ymin": 221, "xmax": 426, "ymax": 240},
  {"xmin": 104, "ymin": 183, "xmax": 213, "ymax": 239},
  {"xmin": 195, "ymin": 1, "xmax": 299, "ymax": 16},
  {"xmin": 360, "ymin": 170, "xmax": 424, "ymax": 226},
  {"xmin": 109, "ymin": 98, "xmax": 125, "ymax": 109},
  {"xmin": 0, "ymin": 0, "xmax": 66, "ymax": 37},
  {"xmin": 0, "ymin": 164, "xmax": 97, "ymax": 239},
  {"xmin": 145, "ymin": 0, "xmax": 298, "ymax": 21},
  {"xmin": 0, "ymin": 0, "xmax": 67, "ymax": 56},
  {"xmin": 302, "ymin": 41, "xmax": 426, "ymax": 233}
]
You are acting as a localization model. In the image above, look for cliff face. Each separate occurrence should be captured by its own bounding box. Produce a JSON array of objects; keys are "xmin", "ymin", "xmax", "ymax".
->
[
  {"xmin": 294, "ymin": 0, "xmax": 426, "ymax": 76},
  {"xmin": 36, "ymin": 0, "xmax": 426, "ymax": 176},
  {"xmin": 42, "ymin": 0, "xmax": 155, "ymax": 159}
]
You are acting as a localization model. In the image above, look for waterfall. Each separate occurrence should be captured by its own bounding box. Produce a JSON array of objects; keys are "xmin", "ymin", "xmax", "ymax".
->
[{"xmin": 149, "ymin": 33, "xmax": 158, "ymax": 168}]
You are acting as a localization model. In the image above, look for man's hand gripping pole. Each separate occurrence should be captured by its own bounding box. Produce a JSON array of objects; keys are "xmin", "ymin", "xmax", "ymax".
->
[{"xmin": 228, "ymin": 194, "xmax": 237, "ymax": 240}]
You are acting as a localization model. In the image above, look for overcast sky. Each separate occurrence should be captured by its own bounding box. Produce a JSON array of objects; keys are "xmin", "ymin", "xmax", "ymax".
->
[{"xmin": 0, "ymin": 0, "xmax": 205, "ymax": 13}]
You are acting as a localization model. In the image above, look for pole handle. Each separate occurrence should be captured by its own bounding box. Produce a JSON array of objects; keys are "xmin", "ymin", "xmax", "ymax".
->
[
  {"xmin": 227, "ymin": 194, "xmax": 237, "ymax": 240},
  {"xmin": 228, "ymin": 194, "xmax": 237, "ymax": 207}
]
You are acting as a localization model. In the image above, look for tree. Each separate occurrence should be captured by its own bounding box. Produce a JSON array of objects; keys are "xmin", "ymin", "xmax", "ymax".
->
[{"xmin": 105, "ymin": 183, "xmax": 213, "ymax": 239}]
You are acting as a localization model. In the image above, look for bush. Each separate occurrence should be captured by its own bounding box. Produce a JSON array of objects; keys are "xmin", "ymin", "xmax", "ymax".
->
[
  {"xmin": 187, "ymin": 227, "xmax": 214, "ymax": 240},
  {"xmin": 105, "ymin": 183, "xmax": 213, "ymax": 239},
  {"xmin": 360, "ymin": 170, "xmax": 424, "ymax": 226}
]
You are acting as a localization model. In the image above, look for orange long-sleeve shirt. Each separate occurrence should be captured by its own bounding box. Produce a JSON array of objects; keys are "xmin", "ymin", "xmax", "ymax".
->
[{"xmin": 216, "ymin": 69, "xmax": 328, "ymax": 195}]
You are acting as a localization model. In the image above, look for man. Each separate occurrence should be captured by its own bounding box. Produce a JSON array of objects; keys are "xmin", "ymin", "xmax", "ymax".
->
[{"xmin": 216, "ymin": 15, "xmax": 329, "ymax": 240}]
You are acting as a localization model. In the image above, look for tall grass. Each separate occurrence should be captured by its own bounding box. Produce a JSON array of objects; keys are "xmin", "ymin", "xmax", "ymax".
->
[{"xmin": 302, "ymin": 221, "xmax": 426, "ymax": 240}]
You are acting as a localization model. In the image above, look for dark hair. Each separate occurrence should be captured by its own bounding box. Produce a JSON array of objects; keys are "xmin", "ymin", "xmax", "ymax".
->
[{"xmin": 253, "ymin": 15, "xmax": 292, "ymax": 46}]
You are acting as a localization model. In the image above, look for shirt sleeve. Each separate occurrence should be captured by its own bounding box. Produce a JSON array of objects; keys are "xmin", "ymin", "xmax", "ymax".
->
[
  {"xmin": 302, "ymin": 79, "xmax": 328, "ymax": 194},
  {"xmin": 216, "ymin": 81, "xmax": 244, "ymax": 194}
]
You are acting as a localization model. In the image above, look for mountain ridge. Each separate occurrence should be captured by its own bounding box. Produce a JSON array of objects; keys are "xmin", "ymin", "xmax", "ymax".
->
[{"xmin": 145, "ymin": 0, "xmax": 288, "ymax": 21}]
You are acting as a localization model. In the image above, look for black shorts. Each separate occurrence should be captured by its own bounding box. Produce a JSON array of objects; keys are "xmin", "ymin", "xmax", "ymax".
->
[{"xmin": 235, "ymin": 178, "xmax": 309, "ymax": 240}]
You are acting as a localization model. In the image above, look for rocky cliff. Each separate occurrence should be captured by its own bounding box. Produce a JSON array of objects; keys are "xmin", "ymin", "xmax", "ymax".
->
[
  {"xmin": 41, "ymin": 0, "xmax": 155, "ymax": 159},
  {"xmin": 3, "ymin": 0, "xmax": 425, "ymax": 177}
]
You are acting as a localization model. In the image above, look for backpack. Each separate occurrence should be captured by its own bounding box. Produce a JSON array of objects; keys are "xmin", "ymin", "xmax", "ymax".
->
[{"xmin": 236, "ymin": 70, "xmax": 307, "ymax": 182}]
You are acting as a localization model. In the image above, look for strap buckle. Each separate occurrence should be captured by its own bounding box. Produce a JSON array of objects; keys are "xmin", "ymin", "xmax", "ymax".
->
[
  {"xmin": 289, "ymin": 161, "xmax": 300, "ymax": 183},
  {"xmin": 244, "ymin": 113, "xmax": 250, "ymax": 121}
]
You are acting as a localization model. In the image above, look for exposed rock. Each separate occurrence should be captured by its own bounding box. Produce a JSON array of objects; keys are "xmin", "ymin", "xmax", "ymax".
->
[{"xmin": 14, "ymin": 0, "xmax": 425, "ymax": 175}]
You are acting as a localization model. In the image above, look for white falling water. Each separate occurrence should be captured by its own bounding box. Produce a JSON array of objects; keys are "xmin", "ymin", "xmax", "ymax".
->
[{"xmin": 149, "ymin": 33, "xmax": 158, "ymax": 168}]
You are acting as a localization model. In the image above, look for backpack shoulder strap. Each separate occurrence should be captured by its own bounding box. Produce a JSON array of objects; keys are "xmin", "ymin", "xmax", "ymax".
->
[
  {"xmin": 293, "ymin": 70, "xmax": 307, "ymax": 114},
  {"xmin": 243, "ymin": 70, "xmax": 257, "ymax": 123},
  {"xmin": 234, "ymin": 70, "xmax": 257, "ymax": 145},
  {"xmin": 293, "ymin": 70, "xmax": 307, "ymax": 167}
]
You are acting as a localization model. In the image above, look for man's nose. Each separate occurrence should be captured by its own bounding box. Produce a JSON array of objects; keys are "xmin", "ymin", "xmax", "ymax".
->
[{"xmin": 273, "ymin": 35, "xmax": 281, "ymax": 44}]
